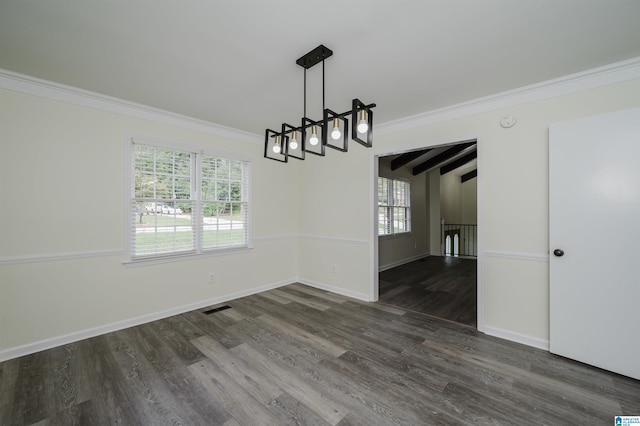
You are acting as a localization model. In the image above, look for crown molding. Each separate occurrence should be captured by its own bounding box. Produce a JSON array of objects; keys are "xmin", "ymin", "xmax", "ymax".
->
[
  {"xmin": 377, "ymin": 56, "xmax": 640, "ymax": 135},
  {"xmin": 3, "ymin": 56, "xmax": 639, "ymax": 142},
  {"xmin": 0, "ymin": 68, "xmax": 262, "ymax": 144}
]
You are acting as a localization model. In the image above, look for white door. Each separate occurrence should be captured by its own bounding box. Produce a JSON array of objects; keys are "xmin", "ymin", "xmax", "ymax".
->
[{"xmin": 549, "ymin": 107, "xmax": 640, "ymax": 380}]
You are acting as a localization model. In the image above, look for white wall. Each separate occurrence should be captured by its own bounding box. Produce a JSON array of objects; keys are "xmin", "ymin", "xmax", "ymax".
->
[
  {"xmin": 440, "ymin": 172, "xmax": 478, "ymax": 226},
  {"xmin": 298, "ymin": 77, "xmax": 640, "ymax": 348},
  {"xmin": 461, "ymin": 178, "xmax": 477, "ymax": 224},
  {"xmin": 428, "ymin": 170, "xmax": 441, "ymax": 255},
  {"xmin": 377, "ymin": 157, "xmax": 429, "ymax": 271},
  {"xmin": 440, "ymin": 171, "xmax": 478, "ymax": 256},
  {"xmin": 296, "ymin": 144, "xmax": 373, "ymax": 299},
  {"xmin": 0, "ymin": 87, "xmax": 299, "ymax": 357},
  {"xmin": 379, "ymin": 79, "xmax": 640, "ymax": 346},
  {"xmin": 440, "ymin": 172, "xmax": 462, "ymax": 224}
]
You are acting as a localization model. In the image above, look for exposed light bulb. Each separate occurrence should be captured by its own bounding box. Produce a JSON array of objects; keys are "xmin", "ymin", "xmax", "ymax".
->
[
  {"xmin": 289, "ymin": 131, "xmax": 298, "ymax": 150},
  {"xmin": 331, "ymin": 118, "xmax": 341, "ymax": 140},
  {"xmin": 357, "ymin": 110, "xmax": 368, "ymax": 134},
  {"xmin": 272, "ymin": 136, "xmax": 281, "ymax": 154},
  {"xmin": 309, "ymin": 126, "xmax": 319, "ymax": 146}
]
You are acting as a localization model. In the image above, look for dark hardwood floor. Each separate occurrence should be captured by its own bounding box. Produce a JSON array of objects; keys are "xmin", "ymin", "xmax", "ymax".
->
[
  {"xmin": 2, "ymin": 283, "xmax": 639, "ymax": 425},
  {"xmin": 379, "ymin": 256, "xmax": 477, "ymax": 327}
]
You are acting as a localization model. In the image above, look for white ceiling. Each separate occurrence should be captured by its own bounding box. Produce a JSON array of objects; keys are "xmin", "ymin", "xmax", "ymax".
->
[{"xmin": 2, "ymin": 1, "xmax": 640, "ymax": 136}]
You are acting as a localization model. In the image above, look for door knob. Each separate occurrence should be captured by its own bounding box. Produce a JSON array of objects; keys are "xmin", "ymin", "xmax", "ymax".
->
[{"xmin": 553, "ymin": 249, "xmax": 564, "ymax": 257}]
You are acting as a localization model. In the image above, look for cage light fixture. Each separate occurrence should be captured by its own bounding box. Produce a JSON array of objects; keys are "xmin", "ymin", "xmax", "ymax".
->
[{"xmin": 264, "ymin": 45, "xmax": 376, "ymax": 162}]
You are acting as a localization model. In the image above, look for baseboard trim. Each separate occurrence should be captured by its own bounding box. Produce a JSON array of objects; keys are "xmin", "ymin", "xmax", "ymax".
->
[
  {"xmin": 2, "ymin": 273, "xmax": 550, "ymax": 360},
  {"xmin": 0, "ymin": 278, "xmax": 295, "ymax": 362},
  {"xmin": 483, "ymin": 325, "xmax": 550, "ymax": 351},
  {"xmin": 379, "ymin": 252, "xmax": 431, "ymax": 272},
  {"xmin": 297, "ymin": 278, "xmax": 372, "ymax": 302}
]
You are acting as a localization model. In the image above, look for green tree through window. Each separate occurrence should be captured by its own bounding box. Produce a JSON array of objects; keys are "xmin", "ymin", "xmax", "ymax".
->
[{"xmin": 129, "ymin": 141, "xmax": 249, "ymax": 261}]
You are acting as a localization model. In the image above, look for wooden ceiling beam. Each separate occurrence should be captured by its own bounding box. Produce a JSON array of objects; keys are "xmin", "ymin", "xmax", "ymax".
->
[
  {"xmin": 461, "ymin": 169, "xmax": 477, "ymax": 183},
  {"xmin": 412, "ymin": 142, "xmax": 475, "ymax": 175},
  {"xmin": 390, "ymin": 149, "xmax": 432, "ymax": 170},
  {"xmin": 440, "ymin": 151, "xmax": 477, "ymax": 175}
]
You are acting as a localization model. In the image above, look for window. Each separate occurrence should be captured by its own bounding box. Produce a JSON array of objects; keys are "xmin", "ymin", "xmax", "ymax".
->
[
  {"xmin": 378, "ymin": 177, "xmax": 411, "ymax": 235},
  {"xmin": 127, "ymin": 139, "xmax": 250, "ymax": 262}
]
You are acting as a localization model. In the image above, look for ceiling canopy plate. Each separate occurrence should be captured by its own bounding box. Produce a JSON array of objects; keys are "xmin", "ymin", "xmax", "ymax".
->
[{"xmin": 296, "ymin": 45, "xmax": 333, "ymax": 69}]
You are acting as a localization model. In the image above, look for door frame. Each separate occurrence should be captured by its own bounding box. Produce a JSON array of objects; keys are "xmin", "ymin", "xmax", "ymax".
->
[{"xmin": 369, "ymin": 136, "xmax": 485, "ymax": 332}]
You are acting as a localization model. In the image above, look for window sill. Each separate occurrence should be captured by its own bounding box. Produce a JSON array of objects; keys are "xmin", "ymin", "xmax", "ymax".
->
[{"xmin": 122, "ymin": 246, "xmax": 253, "ymax": 268}]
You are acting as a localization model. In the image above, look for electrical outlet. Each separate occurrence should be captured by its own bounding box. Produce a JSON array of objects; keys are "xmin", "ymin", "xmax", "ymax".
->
[
  {"xmin": 208, "ymin": 272, "xmax": 215, "ymax": 283},
  {"xmin": 331, "ymin": 264, "xmax": 338, "ymax": 273}
]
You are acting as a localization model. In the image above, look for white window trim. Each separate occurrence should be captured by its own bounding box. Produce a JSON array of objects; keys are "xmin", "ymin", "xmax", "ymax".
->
[
  {"xmin": 123, "ymin": 134, "xmax": 252, "ymax": 265},
  {"xmin": 377, "ymin": 176, "xmax": 411, "ymax": 237}
]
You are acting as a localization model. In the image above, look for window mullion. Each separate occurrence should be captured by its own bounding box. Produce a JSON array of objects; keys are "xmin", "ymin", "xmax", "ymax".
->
[
  {"xmin": 193, "ymin": 152, "xmax": 202, "ymax": 254},
  {"xmin": 388, "ymin": 180, "xmax": 394, "ymax": 235},
  {"xmin": 153, "ymin": 148, "xmax": 157, "ymax": 200}
]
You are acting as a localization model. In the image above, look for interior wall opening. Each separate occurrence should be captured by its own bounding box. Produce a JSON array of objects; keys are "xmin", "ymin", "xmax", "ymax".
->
[{"xmin": 376, "ymin": 139, "xmax": 478, "ymax": 328}]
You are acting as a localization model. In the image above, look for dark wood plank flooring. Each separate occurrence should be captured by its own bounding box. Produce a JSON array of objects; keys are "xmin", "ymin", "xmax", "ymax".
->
[
  {"xmin": 379, "ymin": 256, "xmax": 477, "ymax": 327},
  {"xmin": 2, "ymin": 283, "xmax": 639, "ymax": 425}
]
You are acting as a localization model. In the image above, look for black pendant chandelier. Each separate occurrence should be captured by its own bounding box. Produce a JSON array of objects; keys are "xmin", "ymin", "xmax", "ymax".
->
[{"xmin": 264, "ymin": 45, "xmax": 376, "ymax": 162}]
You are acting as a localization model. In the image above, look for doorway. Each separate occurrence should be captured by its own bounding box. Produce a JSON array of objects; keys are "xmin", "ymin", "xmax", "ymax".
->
[{"xmin": 375, "ymin": 140, "xmax": 480, "ymax": 328}]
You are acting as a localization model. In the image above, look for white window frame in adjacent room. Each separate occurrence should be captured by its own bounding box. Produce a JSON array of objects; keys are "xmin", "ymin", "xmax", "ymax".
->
[
  {"xmin": 378, "ymin": 176, "xmax": 411, "ymax": 236},
  {"xmin": 124, "ymin": 135, "xmax": 251, "ymax": 265}
]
